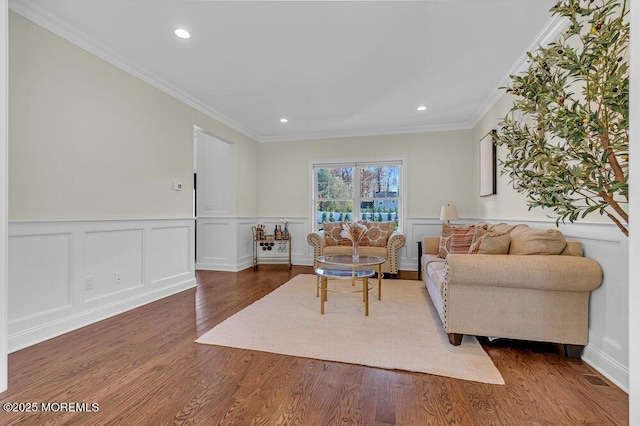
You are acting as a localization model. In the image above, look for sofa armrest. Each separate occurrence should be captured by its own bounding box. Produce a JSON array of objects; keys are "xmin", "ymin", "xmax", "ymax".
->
[
  {"xmin": 388, "ymin": 231, "xmax": 406, "ymax": 250},
  {"xmin": 445, "ymin": 254, "xmax": 603, "ymax": 292},
  {"xmin": 422, "ymin": 236, "xmax": 440, "ymax": 255},
  {"xmin": 307, "ymin": 231, "xmax": 326, "ymax": 267},
  {"xmin": 386, "ymin": 231, "xmax": 406, "ymax": 275}
]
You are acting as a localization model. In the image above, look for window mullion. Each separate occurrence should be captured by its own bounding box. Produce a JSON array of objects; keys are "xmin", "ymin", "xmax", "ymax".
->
[{"xmin": 353, "ymin": 165, "xmax": 361, "ymax": 221}]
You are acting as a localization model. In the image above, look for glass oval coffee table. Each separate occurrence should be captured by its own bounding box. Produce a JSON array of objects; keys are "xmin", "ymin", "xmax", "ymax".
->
[{"xmin": 316, "ymin": 255, "xmax": 385, "ymax": 300}]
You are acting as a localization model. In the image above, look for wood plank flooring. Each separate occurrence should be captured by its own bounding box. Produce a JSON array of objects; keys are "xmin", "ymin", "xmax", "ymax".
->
[{"xmin": 0, "ymin": 266, "xmax": 629, "ymax": 425}]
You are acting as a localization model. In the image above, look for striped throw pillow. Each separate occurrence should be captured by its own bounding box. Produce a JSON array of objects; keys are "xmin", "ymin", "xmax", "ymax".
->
[
  {"xmin": 437, "ymin": 224, "xmax": 476, "ymax": 258},
  {"xmin": 449, "ymin": 226, "xmax": 476, "ymax": 254}
]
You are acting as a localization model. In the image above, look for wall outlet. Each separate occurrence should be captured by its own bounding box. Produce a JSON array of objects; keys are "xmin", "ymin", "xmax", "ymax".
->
[
  {"xmin": 84, "ymin": 276, "xmax": 95, "ymax": 290},
  {"xmin": 114, "ymin": 271, "xmax": 122, "ymax": 284}
]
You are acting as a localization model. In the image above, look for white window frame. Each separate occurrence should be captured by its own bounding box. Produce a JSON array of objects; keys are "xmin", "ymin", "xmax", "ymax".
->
[{"xmin": 310, "ymin": 155, "xmax": 407, "ymax": 232}]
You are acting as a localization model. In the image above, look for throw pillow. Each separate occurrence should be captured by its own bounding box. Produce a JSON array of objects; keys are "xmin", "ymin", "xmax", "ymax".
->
[
  {"xmin": 491, "ymin": 223, "xmax": 515, "ymax": 233},
  {"xmin": 509, "ymin": 224, "xmax": 530, "ymax": 238},
  {"xmin": 437, "ymin": 224, "xmax": 453, "ymax": 258},
  {"xmin": 449, "ymin": 226, "xmax": 476, "ymax": 254},
  {"xmin": 437, "ymin": 224, "xmax": 476, "ymax": 258},
  {"xmin": 363, "ymin": 221, "xmax": 394, "ymax": 247},
  {"xmin": 323, "ymin": 222, "xmax": 348, "ymax": 246},
  {"xmin": 509, "ymin": 228, "xmax": 567, "ymax": 255},
  {"xmin": 468, "ymin": 230, "xmax": 511, "ymax": 254},
  {"xmin": 473, "ymin": 222, "xmax": 491, "ymax": 232}
]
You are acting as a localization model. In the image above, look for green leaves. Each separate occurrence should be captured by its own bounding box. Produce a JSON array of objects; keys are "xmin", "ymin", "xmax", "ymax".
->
[{"xmin": 493, "ymin": 0, "xmax": 628, "ymax": 236}]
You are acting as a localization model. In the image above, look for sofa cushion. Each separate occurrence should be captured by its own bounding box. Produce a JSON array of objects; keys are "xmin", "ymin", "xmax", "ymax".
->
[
  {"xmin": 362, "ymin": 221, "xmax": 395, "ymax": 247},
  {"xmin": 489, "ymin": 223, "xmax": 530, "ymax": 237},
  {"xmin": 509, "ymin": 228, "xmax": 567, "ymax": 255},
  {"xmin": 426, "ymin": 259, "xmax": 446, "ymax": 298},
  {"xmin": 509, "ymin": 224, "xmax": 531, "ymax": 238},
  {"xmin": 489, "ymin": 222, "xmax": 511, "ymax": 233},
  {"xmin": 468, "ymin": 229, "xmax": 511, "ymax": 254}
]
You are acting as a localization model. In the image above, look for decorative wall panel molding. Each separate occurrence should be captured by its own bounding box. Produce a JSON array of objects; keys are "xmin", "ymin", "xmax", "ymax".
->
[
  {"xmin": 196, "ymin": 217, "xmax": 314, "ymax": 271},
  {"xmin": 8, "ymin": 218, "xmax": 195, "ymax": 352}
]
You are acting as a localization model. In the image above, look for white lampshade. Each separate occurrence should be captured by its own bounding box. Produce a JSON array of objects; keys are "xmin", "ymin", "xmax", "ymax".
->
[{"xmin": 440, "ymin": 204, "xmax": 459, "ymax": 222}]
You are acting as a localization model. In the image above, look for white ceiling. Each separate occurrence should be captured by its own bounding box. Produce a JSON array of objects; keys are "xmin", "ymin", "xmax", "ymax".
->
[{"xmin": 10, "ymin": 0, "xmax": 560, "ymax": 142}]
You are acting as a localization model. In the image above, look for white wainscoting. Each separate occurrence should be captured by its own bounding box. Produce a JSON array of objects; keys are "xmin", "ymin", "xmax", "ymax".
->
[
  {"xmin": 556, "ymin": 221, "xmax": 629, "ymax": 391},
  {"xmin": 8, "ymin": 218, "xmax": 195, "ymax": 352},
  {"xmin": 196, "ymin": 217, "xmax": 314, "ymax": 271}
]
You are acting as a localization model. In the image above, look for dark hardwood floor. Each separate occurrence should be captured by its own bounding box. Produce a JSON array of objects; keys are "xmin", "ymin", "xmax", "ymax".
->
[{"xmin": 0, "ymin": 266, "xmax": 628, "ymax": 425}]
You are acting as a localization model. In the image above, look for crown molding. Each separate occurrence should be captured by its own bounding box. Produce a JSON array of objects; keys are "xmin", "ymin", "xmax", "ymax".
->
[
  {"xmin": 469, "ymin": 14, "xmax": 570, "ymax": 129},
  {"xmin": 257, "ymin": 121, "xmax": 472, "ymax": 143},
  {"xmin": 8, "ymin": 0, "xmax": 261, "ymax": 142}
]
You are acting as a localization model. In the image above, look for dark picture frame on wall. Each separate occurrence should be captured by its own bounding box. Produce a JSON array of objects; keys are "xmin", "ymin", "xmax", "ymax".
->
[{"xmin": 479, "ymin": 130, "xmax": 497, "ymax": 197}]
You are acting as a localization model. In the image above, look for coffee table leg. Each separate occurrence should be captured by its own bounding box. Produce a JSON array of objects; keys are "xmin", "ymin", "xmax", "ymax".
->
[
  {"xmin": 363, "ymin": 278, "xmax": 369, "ymax": 316},
  {"xmin": 378, "ymin": 264, "xmax": 382, "ymax": 300},
  {"xmin": 321, "ymin": 277, "xmax": 327, "ymax": 314}
]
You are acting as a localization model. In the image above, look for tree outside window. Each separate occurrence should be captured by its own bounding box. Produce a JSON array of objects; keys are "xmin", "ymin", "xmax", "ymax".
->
[{"xmin": 314, "ymin": 163, "xmax": 401, "ymax": 230}]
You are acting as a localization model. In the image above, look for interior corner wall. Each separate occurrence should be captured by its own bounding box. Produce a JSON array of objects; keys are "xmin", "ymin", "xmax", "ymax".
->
[
  {"xmin": 628, "ymin": 0, "xmax": 639, "ymax": 419},
  {"xmin": 8, "ymin": 12, "xmax": 259, "ymax": 221},
  {"xmin": 1, "ymin": 0, "xmax": 9, "ymax": 394},
  {"xmin": 472, "ymin": 92, "xmax": 630, "ymax": 391}
]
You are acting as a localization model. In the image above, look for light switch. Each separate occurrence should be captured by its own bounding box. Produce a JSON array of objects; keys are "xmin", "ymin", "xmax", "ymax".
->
[{"xmin": 172, "ymin": 181, "xmax": 183, "ymax": 191}]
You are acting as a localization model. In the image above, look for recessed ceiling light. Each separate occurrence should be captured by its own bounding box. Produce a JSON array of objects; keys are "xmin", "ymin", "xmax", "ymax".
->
[
  {"xmin": 280, "ymin": 118, "xmax": 288, "ymax": 123},
  {"xmin": 417, "ymin": 105, "xmax": 427, "ymax": 111},
  {"xmin": 174, "ymin": 28, "xmax": 191, "ymax": 39}
]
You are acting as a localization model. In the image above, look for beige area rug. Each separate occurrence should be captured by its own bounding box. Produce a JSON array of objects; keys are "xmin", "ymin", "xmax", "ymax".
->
[{"xmin": 196, "ymin": 274, "xmax": 504, "ymax": 385}]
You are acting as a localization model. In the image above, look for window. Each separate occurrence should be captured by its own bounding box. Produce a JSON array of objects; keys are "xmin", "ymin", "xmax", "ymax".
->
[{"xmin": 312, "ymin": 158, "xmax": 404, "ymax": 231}]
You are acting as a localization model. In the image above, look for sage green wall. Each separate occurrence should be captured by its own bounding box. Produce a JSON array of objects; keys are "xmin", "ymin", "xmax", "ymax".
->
[
  {"xmin": 258, "ymin": 130, "xmax": 475, "ymax": 222},
  {"xmin": 8, "ymin": 13, "xmax": 259, "ymax": 220}
]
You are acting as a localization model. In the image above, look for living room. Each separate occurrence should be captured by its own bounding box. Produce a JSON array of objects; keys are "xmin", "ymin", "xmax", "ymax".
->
[{"xmin": 0, "ymin": 0, "xmax": 638, "ymax": 424}]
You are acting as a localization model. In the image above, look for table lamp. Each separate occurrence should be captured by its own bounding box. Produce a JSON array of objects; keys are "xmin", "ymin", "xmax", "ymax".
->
[{"xmin": 440, "ymin": 204, "xmax": 459, "ymax": 224}]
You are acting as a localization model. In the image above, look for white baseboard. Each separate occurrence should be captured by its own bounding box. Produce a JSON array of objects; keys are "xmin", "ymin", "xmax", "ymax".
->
[
  {"xmin": 8, "ymin": 276, "xmax": 195, "ymax": 353},
  {"xmin": 583, "ymin": 343, "xmax": 629, "ymax": 393}
]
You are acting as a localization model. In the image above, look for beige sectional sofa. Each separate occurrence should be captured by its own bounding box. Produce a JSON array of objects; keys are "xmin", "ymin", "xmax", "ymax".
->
[
  {"xmin": 307, "ymin": 221, "xmax": 406, "ymax": 277},
  {"xmin": 419, "ymin": 222, "xmax": 603, "ymax": 358}
]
